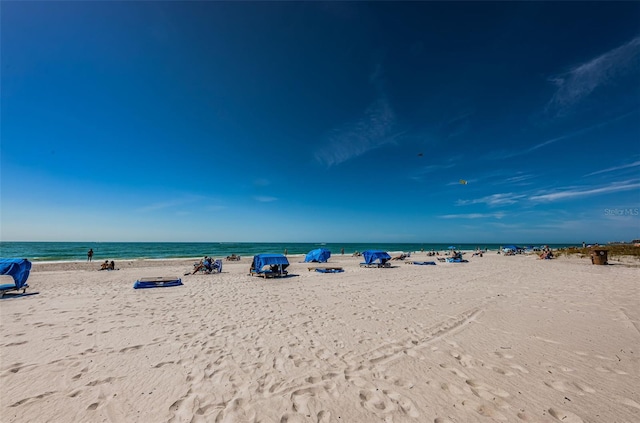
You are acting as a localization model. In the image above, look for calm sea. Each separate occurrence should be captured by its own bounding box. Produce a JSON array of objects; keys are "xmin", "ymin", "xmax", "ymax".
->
[{"xmin": 0, "ymin": 242, "xmax": 578, "ymax": 262}]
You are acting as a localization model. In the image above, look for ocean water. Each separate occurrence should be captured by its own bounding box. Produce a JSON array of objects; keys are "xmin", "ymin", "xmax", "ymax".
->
[{"xmin": 0, "ymin": 242, "xmax": 577, "ymax": 262}]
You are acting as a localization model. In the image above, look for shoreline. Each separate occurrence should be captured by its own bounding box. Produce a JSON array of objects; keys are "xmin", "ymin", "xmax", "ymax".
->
[
  {"xmin": 2, "ymin": 241, "xmax": 593, "ymax": 263},
  {"xmin": 26, "ymin": 250, "xmax": 640, "ymax": 270}
]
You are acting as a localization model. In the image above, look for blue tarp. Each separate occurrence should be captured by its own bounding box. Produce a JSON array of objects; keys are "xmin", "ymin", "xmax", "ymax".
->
[
  {"xmin": 304, "ymin": 248, "xmax": 331, "ymax": 263},
  {"xmin": 446, "ymin": 258, "xmax": 468, "ymax": 263},
  {"xmin": 133, "ymin": 277, "xmax": 183, "ymax": 289},
  {"xmin": 362, "ymin": 250, "xmax": 391, "ymax": 265},
  {"xmin": 251, "ymin": 254, "xmax": 290, "ymax": 272},
  {"xmin": 0, "ymin": 259, "xmax": 31, "ymax": 290}
]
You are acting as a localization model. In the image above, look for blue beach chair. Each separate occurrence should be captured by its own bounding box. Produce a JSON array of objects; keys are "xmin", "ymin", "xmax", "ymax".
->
[{"xmin": 0, "ymin": 259, "xmax": 32, "ymax": 297}]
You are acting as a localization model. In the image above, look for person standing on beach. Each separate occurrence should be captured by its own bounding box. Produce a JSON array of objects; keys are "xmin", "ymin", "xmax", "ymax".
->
[{"xmin": 88, "ymin": 248, "xmax": 94, "ymax": 262}]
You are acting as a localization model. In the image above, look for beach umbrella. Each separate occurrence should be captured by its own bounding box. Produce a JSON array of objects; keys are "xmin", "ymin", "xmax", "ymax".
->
[{"xmin": 448, "ymin": 246, "xmax": 456, "ymax": 250}]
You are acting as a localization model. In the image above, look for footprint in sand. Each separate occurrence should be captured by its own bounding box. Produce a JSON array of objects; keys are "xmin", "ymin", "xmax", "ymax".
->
[
  {"xmin": 5, "ymin": 341, "xmax": 28, "ymax": 347},
  {"xmin": 544, "ymin": 379, "xmax": 595, "ymax": 395},
  {"xmin": 438, "ymin": 363, "xmax": 469, "ymax": 379},
  {"xmin": 291, "ymin": 387, "xmax": 326, "ymax": 417},
  {"xmin": 440, "ymin": 382, "xmax": 465, "ymax": 396},
  {"xmin": 488, "ymin": 365, "xmax": 514, "ymax": 376},
  {"xmin": 509, "ymin": 364, "xmax": 529, "ymax": 374},
  {"xmin": 460, "ymin": 398, "xmax": 508, "ymax": 421},
  {"xmin": 594, "ymin": 366, "xmax": 627, "ymax": 375},
  {"xmin": 466, "ymin": 379, "xmax": 510, "ymax": 399},
  {"xmin": 494, "ymin": 351, "xmax": 514, "ymax": 359},
  {"xmin": 450, "ymin": 351, "xmax": 482, "ymax": 368},
  {"xmin": 616, "ymin": 396, "xmax": 640, "ymax": 410},
  {"xmin": 548, "ymin": 407, "xmax": 584, "ymax": 422}
]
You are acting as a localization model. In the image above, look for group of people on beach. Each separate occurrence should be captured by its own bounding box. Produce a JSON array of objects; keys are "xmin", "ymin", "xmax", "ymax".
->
[
  {"xmin": 89, "ymin": 248, "xmax": 116, "ymax": 270},
  {"xmin": 99, "ymin": 260, "xmax": 115, "ymax": 270}
]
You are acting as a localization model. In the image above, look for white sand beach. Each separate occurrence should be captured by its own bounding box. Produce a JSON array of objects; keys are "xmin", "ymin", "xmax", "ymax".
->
[{"xmin": 1, "ymin": 253, "xmax": 638, "ymax": 422}]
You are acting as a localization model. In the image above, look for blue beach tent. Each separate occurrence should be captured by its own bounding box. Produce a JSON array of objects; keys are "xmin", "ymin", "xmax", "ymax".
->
[
  {"xmin": 360, "ymin": 250, "xmax": 392, "ymax": 268},
  {"xmin": 0, "ymin": 259, "xmax": 32, "ymax": 297},
  {"xmin": 250, "ymin": 254, "xmax": 290, "ymax": 278},
  {"xmin": 304, "ymin": 248, "xmax": 331, "ymax": 263}
]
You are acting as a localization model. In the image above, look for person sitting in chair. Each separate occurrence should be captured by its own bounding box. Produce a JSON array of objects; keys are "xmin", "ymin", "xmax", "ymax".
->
[
  {"xmin": 100, "ymin": 260, "xmax": 110, "ymax": 270},
  {"xmin": 193, "ymin": 256, "xmax": 213, "ymax": 274}
]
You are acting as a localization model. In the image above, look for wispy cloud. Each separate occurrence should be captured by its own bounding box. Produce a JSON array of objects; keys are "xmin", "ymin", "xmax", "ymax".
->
[
  {"xmin": 528, "ymin": 110, "xmax": 637, "ymax": 152},
  {"xmin": 409, "ymin": 155, "xmax": 462, "ymax": 181},
  {"xmin": 439, "ymin": 212, "xmax": 506, "ymax": 219},
  {"xmin": 253, "ymin": 196, "xmax": 277, "ymax": 202},
  {"xmin": 584, "ymin": 160, "xmax": 640, "ymax": 177},
  {"xmin": 547, "ymin": 36, "xmax": 640, "ymax": 114},
  {"xmin": 503, "ymin": 174, "xmax": 536, "ymax": 185},
  {"xmin": 486, "ymin": 110, "xmax": 637, "ymax": 160},
  {"xmin": 457, "ymin": 193, "xmax": 525, "ymax": 206},
  {"xmin": 315, "ymin": 97, "xmax": 401, "ymax": 167},
  {"xmin": 530, "ymin": 180, "xmax": 640, "ymax": 202},
  {"xmin": 447, "ymin": 111, "xmax": 474, "ymax": 138}
]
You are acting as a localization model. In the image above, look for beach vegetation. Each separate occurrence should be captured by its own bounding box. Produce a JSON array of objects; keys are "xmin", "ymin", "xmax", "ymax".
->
[{"xmin": 555, "ymin": 245, "xmax": 640, "ymax": 261}]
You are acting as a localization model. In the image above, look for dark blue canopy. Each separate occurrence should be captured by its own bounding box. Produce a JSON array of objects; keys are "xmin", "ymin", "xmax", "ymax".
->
[
  {"xmin": 252, "ymin": 254, "xmax": 290, "ymax": 271},
  {"xmin": 304, "ymin": 248, "xmax": 331, "ymax": 263},
  {"xmin": 503, "ymin": 245, "xmax": 520, "ymax": 250},
  {"xmin": 0, "ymin": 259, "xmax": 32, "ymax": 289},
  {"xmin": 362, "ymin": 250, "xmax": 391, "ymax": 265}
]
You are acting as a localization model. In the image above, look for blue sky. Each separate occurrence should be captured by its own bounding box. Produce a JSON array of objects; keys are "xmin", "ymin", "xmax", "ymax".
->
[{"xmin": 2, "ymin": 2, "xmax": 639, "ymax": 244}]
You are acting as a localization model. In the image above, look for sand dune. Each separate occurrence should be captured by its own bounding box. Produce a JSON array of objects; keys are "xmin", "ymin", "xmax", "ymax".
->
[{"xmin": 1, "ymin": 253, "xmax": 638, "ymax": 422}]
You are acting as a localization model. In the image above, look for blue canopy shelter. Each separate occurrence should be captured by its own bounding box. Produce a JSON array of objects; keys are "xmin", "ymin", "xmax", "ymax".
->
[
  {"xmin": 0, "ymin": 259, "xmax": 32, "ymax": 297},
  {"xmin": 250, "ymin": 254, "xmax": 290, "ymax": 278},
  {"xmin": 304, "ymin": 248, "xmax": 331, "ymax": 263},
  {"xmin": 360, "ymin": 250, "xmax": 392, "ymax": 268}
]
